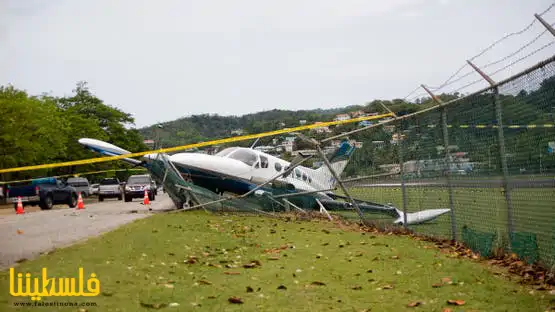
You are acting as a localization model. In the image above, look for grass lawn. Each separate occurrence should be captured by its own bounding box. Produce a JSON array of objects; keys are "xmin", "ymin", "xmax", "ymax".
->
[
  {"xmin": 0, "ymin": 210, "xmax": 553, "ymax": 311},
  {"xmin": 346, "ymin": 186, "xmax": 555, "ymax": 268}
]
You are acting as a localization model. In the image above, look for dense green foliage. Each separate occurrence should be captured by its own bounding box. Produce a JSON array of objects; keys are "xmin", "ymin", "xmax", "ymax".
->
[{"xmin": 0, "ymin": 82, "xmax": 148, "ymax": 182}]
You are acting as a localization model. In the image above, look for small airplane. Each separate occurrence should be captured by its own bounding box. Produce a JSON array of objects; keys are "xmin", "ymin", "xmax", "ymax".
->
[{"xmin": 78, "ymin": 138, "xmax": 450, "ymax": 225}]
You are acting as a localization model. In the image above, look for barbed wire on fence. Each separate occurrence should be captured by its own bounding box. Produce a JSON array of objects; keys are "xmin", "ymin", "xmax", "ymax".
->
[{"xmin": 403, "ymin": 1, "xmax": 555, "ymax": 101}]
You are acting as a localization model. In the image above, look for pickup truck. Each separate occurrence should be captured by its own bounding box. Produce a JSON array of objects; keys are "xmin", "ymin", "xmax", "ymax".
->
[{"xmin": 6, "ymin": 177, "xmax": 78, "ymax": 210}]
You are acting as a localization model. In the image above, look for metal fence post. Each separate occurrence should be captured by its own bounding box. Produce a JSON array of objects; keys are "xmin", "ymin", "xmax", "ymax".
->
[
  {"xmin": 467, "ymin": 60, "xmax": 515, "ymax": 248},
  {"xmin": 421, "ymin": 85, "xmax": 458, "ymax": 241},
  {"xmin": 396, "ymin": 123, "xmax": 409, "ymax": 228},
  {"xmin": 314, "ymin": 144, "xmax": 367, "ymax": 224},
  {"xmin": 376, "ymin": 103, "xmax": 409, "ymax": 228}
]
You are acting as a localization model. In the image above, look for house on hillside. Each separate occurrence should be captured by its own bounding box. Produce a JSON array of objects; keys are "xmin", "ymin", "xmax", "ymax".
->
[
  {"xmin": 334, "ymin": 114, "xmax": 350, "ymax": 121},
  {"xmin": 350, "ymin": 110, "xmax": 366, "ymax": 118},
  {"xmin": 231, "ymin": 129, "xmax": 245, "ymax": 136},
  {"xmin": 310, "ymin": 122, "xmax": 332, "ymax": 133}
]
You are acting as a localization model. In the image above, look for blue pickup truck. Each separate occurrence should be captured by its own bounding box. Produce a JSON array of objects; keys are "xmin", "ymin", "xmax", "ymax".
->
[{"xmin": 6, "ymin": 177, "xmax": 79, "ymax": 210}]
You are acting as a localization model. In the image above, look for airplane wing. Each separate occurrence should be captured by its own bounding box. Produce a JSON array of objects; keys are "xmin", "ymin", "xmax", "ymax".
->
[
  {"xmin": 78, "ymin": 138, "xmax": 144, "ymax": 166},
  {"xmin": 322, "ymin": 193, "xmax": 450, "ymax": 226}
]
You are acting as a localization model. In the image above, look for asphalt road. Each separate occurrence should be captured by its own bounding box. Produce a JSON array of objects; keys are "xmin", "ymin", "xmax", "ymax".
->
[
  {"xmin": 0, "ymin": 193, "xmax": 175, "ymax": 271},
  {"xmin": 351, "ymin": 177, "xmax": 555, "ymax": 188}
]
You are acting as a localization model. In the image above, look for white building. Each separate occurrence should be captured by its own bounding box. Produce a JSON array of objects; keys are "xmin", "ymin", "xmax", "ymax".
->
[{"xmin": 334, "ymin": 114, "xmax": 350, "ymax": 121}]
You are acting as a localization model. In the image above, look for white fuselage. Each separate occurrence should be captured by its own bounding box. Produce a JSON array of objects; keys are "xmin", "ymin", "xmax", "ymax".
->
[{"xmin": 166, "ymin": 147, "xmax": 334, "ymax": 196}]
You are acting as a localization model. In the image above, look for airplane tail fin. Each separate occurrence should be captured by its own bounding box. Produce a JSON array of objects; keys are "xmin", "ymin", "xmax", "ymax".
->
[
  {"xmin": 313, "ymin": 140, "xmax": 356, "ymax": 189},
  {"xmin": 78, "ymin": 138, "xmax": 147, "ymax": 167}
]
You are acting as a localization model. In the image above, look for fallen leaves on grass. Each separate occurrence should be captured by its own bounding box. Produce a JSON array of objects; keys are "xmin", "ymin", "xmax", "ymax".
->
[
  {"xmin": 243, "ymin": 260, "xmax": 262, "ymax": 268},
  {"xmin": 441, "ymin": 277, "xmax": 453, "ymax": 284},
  {"xmin": 140, "ymin": 302, "xmax": 168, "ymax": 309},
  {"xmin": 407, "ymin": 301, "xmax": 422, "ymax": 307},
  {"xmin": 263, "ymin": 245, "xmax": 290, "ymax": 254},
  {"xmin": 447, "ymin": 299, "xmax": 465, "ymax": 306},
  {"xmin": 185, "ymin": 256, "xmax": 198, "ymax": 264},
  {"xmin": 228, "ymin": 297, "xmax": 244, "ymax": 304},
  {"xmin": 224, "ymin": 271, "xmax": 241, "ymax": 275}
]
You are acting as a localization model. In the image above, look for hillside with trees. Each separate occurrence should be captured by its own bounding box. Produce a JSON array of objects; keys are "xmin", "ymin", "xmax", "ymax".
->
[{"xmin": 1, "ymin": 75, "xmax": 553, "ymax": 183}]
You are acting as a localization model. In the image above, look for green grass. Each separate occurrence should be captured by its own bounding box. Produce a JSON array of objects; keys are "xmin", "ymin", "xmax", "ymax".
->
[
  {"xmin": 346, "ymin": 186, "xmax": 555, "ymax": 268},
  {"xmin": 0, "ymin": 210, "xmax": 553, "ymax": 311}
]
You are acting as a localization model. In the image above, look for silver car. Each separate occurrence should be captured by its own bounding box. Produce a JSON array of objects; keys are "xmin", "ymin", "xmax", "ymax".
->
[
  {"xmin": 66, "ymin": 177, "xmax": 91, "ymax": 197},
  {"xmin": 98, "ymin": 178, "xmax": 122, "ymax": 201},
  {"xmin": 89, "ymin": 183, "xmax": 99, "ymax": 195}
]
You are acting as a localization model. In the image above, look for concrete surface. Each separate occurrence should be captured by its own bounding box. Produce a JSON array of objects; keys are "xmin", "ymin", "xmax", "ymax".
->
[{"xmin": 0, "ymin": 193, "xmax": 175, "ymax": 270}]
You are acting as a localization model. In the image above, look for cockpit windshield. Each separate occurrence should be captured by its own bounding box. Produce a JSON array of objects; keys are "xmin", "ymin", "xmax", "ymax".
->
[
  {"xmin": 227, "ymin": 149, "xmax": 259, "ymax": 166},
  {"xmin": 215, "ymin": 147, "xmax": 238, "ymax": 157}
]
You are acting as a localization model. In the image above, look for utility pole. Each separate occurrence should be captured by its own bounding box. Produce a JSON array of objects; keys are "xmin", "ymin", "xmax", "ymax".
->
[{"xmin": 155, "ymin": 124, "xmax": 163, "ymax": 150}]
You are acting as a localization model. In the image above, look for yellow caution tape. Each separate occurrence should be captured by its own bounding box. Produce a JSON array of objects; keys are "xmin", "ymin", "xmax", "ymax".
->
[{"xmin": 0, "ymin": 113, "xmax": 394, "ymax": 174}]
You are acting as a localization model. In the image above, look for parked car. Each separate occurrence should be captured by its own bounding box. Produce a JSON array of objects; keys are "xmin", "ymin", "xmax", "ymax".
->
[
  {"xmin": 123, "ymin": 174, "xmax": 157, "ymax": 202},
  {"xmin": 89, "ymin": 183, "xmax": 100, "ymax": 195},
  {"xmin": 66, "ymin": 177, "xmax": 91, "ymax": 197},
  {"xmin": 5, "ymin": 177, "xmax": 78, "ymax": 210},
  {"xmin": 98, "ymin": 178, "xmax": 122, "ymax": 201}
]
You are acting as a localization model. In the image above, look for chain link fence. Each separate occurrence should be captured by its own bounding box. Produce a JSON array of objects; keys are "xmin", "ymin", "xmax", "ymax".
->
[{"xmin": 342, "ymin": 56, "xmax": 555, "ymax": 271}]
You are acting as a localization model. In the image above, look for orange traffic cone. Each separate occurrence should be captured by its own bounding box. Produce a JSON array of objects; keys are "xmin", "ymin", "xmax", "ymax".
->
[
  {"xmin": 143, "ymin": 189, "xmax": 150, "ymax": 206},
  {"xmin": 15, "ymin": 197, "xmax": 24, "ymax": 214},
  {"xmin": 77, "ymin": 192, "xmax": 85, "ymax": 209}
]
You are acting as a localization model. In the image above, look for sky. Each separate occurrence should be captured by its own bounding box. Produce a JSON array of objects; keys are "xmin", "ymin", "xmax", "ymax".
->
[{"xmin": 1, "ymin": 0, "xmax": 554, "ymax": 128}]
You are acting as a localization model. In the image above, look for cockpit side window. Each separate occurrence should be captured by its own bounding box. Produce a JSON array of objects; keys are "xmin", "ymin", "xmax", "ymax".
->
[
  {"xmin": 228, "ymin": 149, "xmax": 259, "ymax": 167},
  {"xmin": 260, "ymin": 155, "xmax": 269, "ymax": 168},
  {"xmin": 215, "ymin": 147, "xmax": 238, "ymax": 157}
]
